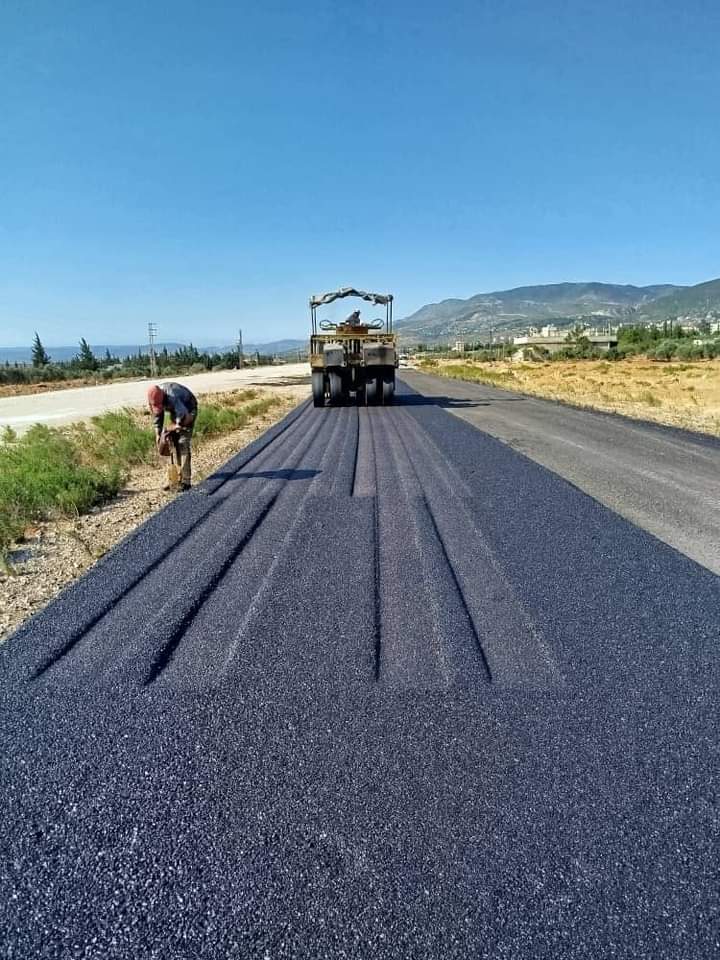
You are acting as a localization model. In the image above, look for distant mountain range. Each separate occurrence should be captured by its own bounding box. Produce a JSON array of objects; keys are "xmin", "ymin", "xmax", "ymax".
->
[
  {"xmin": 0, "ymin": 339, "xmax": 306, "ymax": 365},
  {"xmin": 395, "ymin": 278, "xmax": 720, "ymax": 342}
]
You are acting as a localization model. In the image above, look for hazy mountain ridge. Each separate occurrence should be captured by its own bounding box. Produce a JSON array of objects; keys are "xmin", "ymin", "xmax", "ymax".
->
[
  {"xmin": 0, "ymin": 339, "xmax": 306, "ymax": 364},
  {"xmin": 396, "ymin": 280, "xmax": 720, "ymax": 341},
  {"xmin": 637, "ymin": 278, "xmax": 720, "ymax": 321},
  {"xmin": 0, "ymin": 343, "xmax": 186, "ymax": 364}
]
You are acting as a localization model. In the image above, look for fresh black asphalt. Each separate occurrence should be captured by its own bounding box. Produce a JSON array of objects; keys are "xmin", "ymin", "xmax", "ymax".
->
[{"xmin": 1, "ymin": 379, "xmax": 718, "ymax": 958}]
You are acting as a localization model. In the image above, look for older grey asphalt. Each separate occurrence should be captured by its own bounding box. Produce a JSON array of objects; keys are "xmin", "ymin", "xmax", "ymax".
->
[
  {"xmin": 406, "ymin": 368, "xmax": 720, "ymax": 575},
  {"xmin": 1, "ymin": 380, "xmax": 718, "ymax": 958}
]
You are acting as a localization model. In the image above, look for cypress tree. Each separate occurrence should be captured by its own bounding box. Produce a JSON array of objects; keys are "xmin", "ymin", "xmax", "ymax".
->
[
  {"xmin": 77, "ymin": 338, "xmax": 98, "ymax": 370},
  {"xmin": 31, "ymin": 332, "xmax": 50, "ymax": 367}
]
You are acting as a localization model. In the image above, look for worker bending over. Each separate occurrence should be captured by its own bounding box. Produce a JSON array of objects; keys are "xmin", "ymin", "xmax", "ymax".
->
[{"xmin": 147, "ymin": 382, "xmax": 198, "ymax": 490}]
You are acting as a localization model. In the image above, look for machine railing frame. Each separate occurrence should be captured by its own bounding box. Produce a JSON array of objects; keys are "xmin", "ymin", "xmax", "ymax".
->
[{"xmin": 310, "ymin": 288, "xmax": 394, "ymax": 335}]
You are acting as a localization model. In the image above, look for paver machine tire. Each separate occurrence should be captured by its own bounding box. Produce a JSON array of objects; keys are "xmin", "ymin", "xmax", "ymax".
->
[
  {"xmin": 312, "ymin": 371, "xmax": 326, "ymax": 408},
  {"xmin": 329, "ymin": 371, "xmax": 345, "ymax": 406},
  {"xmin": 382, "ymin": 371, "xmax": 395, "ymax": 404},
  {"xmin": 365, "ymin": 375, "xmax": 380, "ymax": 406}
]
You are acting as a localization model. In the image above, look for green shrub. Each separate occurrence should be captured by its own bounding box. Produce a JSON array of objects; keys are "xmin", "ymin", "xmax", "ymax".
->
[
  {"xmin": 648, "ymin": 340, "xmax": 678, "ymax": 361},
  {"xmin": 194, "ymin": 396, "xmax": 278, "ymax": 441},
  {"xmin": 0, "ymin": 425, "xmax": 122, "ymax": 557},
  {"xmin": 85, "ymin": 410, "xmax": 156, "ymax": 466}
]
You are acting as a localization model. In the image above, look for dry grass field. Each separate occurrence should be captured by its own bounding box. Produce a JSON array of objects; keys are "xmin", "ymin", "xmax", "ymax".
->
[{"xmin": 422, "ymin": 357, "xmax": 720, "ymax": 436}]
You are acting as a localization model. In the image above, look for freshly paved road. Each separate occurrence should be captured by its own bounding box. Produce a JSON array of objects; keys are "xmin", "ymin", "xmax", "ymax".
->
[
  {"xmin": 1, "ymin": 379, "xmax": 718, "ymax": 958},
  {"xmin": 0, "ymin": 363, "xmax": 308, "ymax": 434},
  {"xmin": 406, "ymin": 369, "xmax": 720, "ymax": 575}
]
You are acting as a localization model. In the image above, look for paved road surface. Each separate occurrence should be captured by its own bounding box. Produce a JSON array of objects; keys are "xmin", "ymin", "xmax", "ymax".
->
[
  {"xmin": 1, "ymin": 379, "xmax": 718, "ymax": 958},
  {"xmin": 0, "ymin": 363, "xmax": 308, "ymax": 434},
  {"xmin": 407, "ymin": 369, "xmax": 720, "ymax": 575}
]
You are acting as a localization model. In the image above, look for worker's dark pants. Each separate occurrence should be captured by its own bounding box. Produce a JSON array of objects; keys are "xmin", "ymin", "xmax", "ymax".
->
[{"xmin": 170, "ymin": 414, "xmax": 196, "ymax": 485}]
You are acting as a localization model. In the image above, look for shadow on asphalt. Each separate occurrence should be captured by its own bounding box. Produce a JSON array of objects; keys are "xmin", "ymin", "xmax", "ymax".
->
[
  {"xmin": 394, "ymin": 393, "xmax": 527, "ymax": 408},
  {"xmin": 393, "ymin": 393, "xmax": 528, "ymax": 408},
  {"xmin": 212, "ymin": 468, "xmax": 322, "ymax": 482}
]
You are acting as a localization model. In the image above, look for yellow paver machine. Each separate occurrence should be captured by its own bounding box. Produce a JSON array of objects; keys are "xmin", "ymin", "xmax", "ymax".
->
[{"xmin": 309, "ymin": 287, "xmax": 397, "ymax": 407}]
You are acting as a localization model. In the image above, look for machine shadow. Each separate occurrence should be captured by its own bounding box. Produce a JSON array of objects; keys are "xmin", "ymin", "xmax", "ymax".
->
[
  {"xmin": 394, "ymin": 392, "xmax": 528, "ymax": 408},
  {"xmin": 392, "ymin": 394, "xmax": 486, "ymax": 408},
  {"xmin": 211, "ymin": 468, "xmax": 322, "ymax": 482}
]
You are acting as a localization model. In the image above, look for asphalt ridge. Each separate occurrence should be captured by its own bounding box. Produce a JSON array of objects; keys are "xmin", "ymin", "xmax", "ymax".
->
[{"xmin": 1, "ymin": 380, "xmax": 718, "ymax": 958}]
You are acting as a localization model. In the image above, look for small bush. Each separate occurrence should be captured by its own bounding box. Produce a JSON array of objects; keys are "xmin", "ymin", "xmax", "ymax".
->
[
  {"xmin": 194, "ymin": 396, "xmax": 278, "ymax": 441},
  {"xmin": 88, "ymin": 410, "xmax": 156, "ymax": 466},
  {"xmin": 648, "ymin": 340, "xmax": 678, "ymax": 361},
  {"xmin": 0, "ymin": 425, "xmax": 122, "ymax": 556}
]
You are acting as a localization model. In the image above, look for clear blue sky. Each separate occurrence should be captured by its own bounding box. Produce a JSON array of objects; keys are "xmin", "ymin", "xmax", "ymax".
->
[{"xmin": 1, "ymin": 0, "xmax": 719, "ymax": 347}]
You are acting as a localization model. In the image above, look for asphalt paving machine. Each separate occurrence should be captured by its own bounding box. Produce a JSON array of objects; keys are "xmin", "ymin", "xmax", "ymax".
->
[{"xmin": 309, "ymin": 287, "xmax": 397, "ymax": 407}]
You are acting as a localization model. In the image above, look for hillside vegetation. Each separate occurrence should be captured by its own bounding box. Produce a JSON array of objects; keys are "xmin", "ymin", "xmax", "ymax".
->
[{"xmin": 397, "ymin": 277, "xmax": 720, "ymax": 342}]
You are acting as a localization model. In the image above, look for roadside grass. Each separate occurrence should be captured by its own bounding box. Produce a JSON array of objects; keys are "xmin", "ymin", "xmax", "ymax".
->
[
  {"xmin": 0, "ymin": 389, "xmax": 283, "ymax": 565},
  {"xmin": 420, "ymin": 361, "xmax": 517, "ymax": 388},
  {"xmin": 194, "ymin": 391, "xmax": 279, "ymax": 441},
  {"xmin": 0, "ymin": 425, "xmax": 123, "ymax": 567},
  {"xmin": 69, "ymin": 410, "xmax": 157, "ymax": 468}
]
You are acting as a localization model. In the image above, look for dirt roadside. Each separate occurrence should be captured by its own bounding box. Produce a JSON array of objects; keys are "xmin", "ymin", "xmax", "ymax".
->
[
  {"xmin": 0, "ymin": 383, "xmax": 308, "ymax": 643},
  {"xmin": 0, "ymin": 376, "xmax": 139, "ymax": 399}
]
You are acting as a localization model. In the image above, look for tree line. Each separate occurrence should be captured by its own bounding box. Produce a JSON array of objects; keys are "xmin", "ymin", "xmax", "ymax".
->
[{"xmin": 1, "ymin": 334, "xmax": 278, "ymax": 386}]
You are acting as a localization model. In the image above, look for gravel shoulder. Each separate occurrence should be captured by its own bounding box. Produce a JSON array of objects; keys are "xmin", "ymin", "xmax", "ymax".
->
[{"xmin": 0, "ymin": 383, "xmax": 307, "ymax": 642}]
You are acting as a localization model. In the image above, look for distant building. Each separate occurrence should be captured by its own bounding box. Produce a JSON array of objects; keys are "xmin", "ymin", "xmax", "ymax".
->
[
  {"xmin": 453, "ymin": 340, "xmax": 466, "ymax": 353},
  {"xmin": 512, "ymin": 331, "xmax": 618, "ymax": 356},
  {"xmin": 540, "ymin": 324, "xmax": 559, "ymax": 337}
]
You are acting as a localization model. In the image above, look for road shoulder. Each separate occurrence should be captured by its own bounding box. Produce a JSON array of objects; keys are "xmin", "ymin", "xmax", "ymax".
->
[{"xmin": 403, "ymin": 370, "xmax": 720, "ymax": 576}]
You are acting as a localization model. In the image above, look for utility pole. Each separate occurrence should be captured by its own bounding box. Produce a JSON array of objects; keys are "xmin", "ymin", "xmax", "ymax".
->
[
  {"xmin": 237, "ymin": 328, "xmax": 244, "ymax": 369},
  {"xmin": 148, "ymin": 322, "xmax": 158, "ymax": 378}
]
